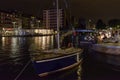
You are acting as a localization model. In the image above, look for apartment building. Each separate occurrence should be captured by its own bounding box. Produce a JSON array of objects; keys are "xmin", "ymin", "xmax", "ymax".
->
[{"xmin": 43, "ymin": 9, "xmax": 65, "ymax": 30}]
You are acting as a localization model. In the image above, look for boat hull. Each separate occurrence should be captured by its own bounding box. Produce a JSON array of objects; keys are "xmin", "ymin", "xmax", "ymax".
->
[
  {"xmin": 91, "ymin": 43, "xmax": 120, "ymax": 70},
  {"xmin": 32, "ymin": 52, "xmax": 82, "ymax": 77},
  {"xmin": 79, "ymin": 41, "xmax": 93, "ymax": 48}
]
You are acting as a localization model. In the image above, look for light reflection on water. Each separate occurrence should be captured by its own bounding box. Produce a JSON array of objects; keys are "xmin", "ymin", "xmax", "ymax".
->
[
  {"xmin": 0, "ymin": 36, "xmax": 55, "ymax": 59},
  {"xmin": 31, "ymin": 36, "xmax": 54, "ymax": 50}
]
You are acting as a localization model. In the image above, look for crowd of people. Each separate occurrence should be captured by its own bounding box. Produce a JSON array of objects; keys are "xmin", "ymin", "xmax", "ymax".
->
[
  {"xmin": 97, "ymin": 30, "xmax": 120, "ymax": 43},
  {"xmin": 61, "ymin": 30, "xmax": 120, "ymax": 48}
]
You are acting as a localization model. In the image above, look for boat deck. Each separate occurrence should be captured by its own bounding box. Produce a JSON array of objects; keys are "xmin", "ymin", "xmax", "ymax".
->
[
  {"xmin": 31, "ymin": 48, "xmax": 82, "ymax": 61},
  {"xmin": 92, "ymin": 43, "xmax": 120, "ymax": 55},
  {"xmin": 100, "ymin": 43, "xmax": 120, "ymax": 46}
]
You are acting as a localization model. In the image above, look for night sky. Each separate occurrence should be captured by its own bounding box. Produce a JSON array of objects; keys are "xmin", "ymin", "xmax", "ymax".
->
[{"xmin": 0, "ymin": 0, "xmax": 120, "ymax": 23}]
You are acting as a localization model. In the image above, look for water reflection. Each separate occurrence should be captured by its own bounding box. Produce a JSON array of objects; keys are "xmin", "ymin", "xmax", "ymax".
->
[
  {"xmin": 0, "ymin": 36, "xmax": 55, "ymax": 65},
  {"xmin": 0, "ymin": 36, "xmax": 84, "ymax": 80},
  {"xmin": 30, "ymin": 35, "xmax": 54, "ymax": 50},
  {"xmin": 0, "ymin": 36, "xmax": 56, "ymax": 80},
  {"xmin": 77, "ymin": 65, "xmax": 82, "ymax": 80},
  {"xmin": 11, "ymin": 38, "xmax": 19, "ymax": 54},
  {"xmin": 1, "ymin": 36, "xmax": 55, "ymax": 51}
]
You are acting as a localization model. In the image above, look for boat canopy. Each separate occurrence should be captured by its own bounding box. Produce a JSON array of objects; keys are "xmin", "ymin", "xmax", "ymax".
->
[{"xmin": 75, "ymin": 29, "xmax": 95, "ymax": 33}]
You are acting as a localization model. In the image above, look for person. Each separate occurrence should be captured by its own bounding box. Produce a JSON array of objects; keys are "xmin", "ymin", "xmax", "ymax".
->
[
  {"xmin": 97, "ymin": 33, "xmax": 103, "ymax": 43},
  {"xmin": 114, "ymin": 31, "xmax": 120, "ymax": 43}
]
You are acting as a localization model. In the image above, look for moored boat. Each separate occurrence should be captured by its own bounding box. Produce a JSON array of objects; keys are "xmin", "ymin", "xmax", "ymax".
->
[
  {"xmin": 31, "ymin": 48, "xmax": 83, "ymax": 77},
  {"xmin": 91, "ymin": 43, "xmax": 120, "ymax": 70},
  {"xmin": 30, "ymin": 0, "xmax": 84, "ymax": 77}
]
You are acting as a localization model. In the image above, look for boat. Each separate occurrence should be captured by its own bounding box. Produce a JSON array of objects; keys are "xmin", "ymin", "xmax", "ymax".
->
[
  {"xmin": 73, "ymin": 29, "xmax": 96, "ymax": 48},
  {"xmin": 91, "ymin": 43, "xmax": 120, "ymax": 71},
  {"xmin": 31, "ymin": 48, "xmax": 83, "ymax": 77},
  {"xmin": 31, "ymin": 0, "xmax": 83, "ymax": 77}
]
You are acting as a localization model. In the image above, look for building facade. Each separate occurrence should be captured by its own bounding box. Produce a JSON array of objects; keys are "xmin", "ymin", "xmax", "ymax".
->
[
  {"xmin": 43, "ymin": 9, "xmax": 65, "ymax": 30},
  {"xmin": 0, "ymin": 10, "xmax": 23, "ymax": 30},
  {"xmin": 0, "ymin": 11, "xmax": 15, "ymax": 29}
]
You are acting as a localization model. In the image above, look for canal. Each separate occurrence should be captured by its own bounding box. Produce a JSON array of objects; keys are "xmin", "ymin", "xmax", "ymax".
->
[{"xmin": 0, "ymin": 36, "xmax": 120, "ymax": 80}]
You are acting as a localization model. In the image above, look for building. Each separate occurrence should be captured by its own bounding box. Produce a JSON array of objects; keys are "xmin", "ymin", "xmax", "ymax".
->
[
  {"xmin": 0, "ymin": 11, "xmax": 16, "ymax": 29},
  {"xmin": 0, "ymin": 10, "xmax": 24, "ymax": 30},
  {"xmin": 43, "ymin": 9, "xmax": 65, "ymax": 30},
  {"xmin": 0, "ymin": 10, "xmax": 43, "ymax": 30}
]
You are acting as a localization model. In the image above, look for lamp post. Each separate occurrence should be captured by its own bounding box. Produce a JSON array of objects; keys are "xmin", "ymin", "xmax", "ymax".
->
[
  {"xmin": 37, "ymin": 20, "xmax": 41, "ymax": 28},
  {"xmin": 12, "ymin": 22, "xmax": 16, "ymax": 30},
  {"xmin": 12, "ymin": 21, "xmax": 16, "ymax": 35}
]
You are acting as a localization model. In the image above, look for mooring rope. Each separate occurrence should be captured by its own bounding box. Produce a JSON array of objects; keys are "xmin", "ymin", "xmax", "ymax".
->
[{"xmin": 14, "ymin": 60, "xmax": 31, "ymax": 80}]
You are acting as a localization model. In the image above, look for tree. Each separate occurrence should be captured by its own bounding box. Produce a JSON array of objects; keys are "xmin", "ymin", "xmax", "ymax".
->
[
  {"xmin": 78, "ymin": 18, "xmax": 86, "ymax": 29},
  {"xmin": 96, "ymin": 19, "xmax": 106, "ymax": 29},
  {"xmin": 108, "ymin": 19, "xmax": 120, "ymax": 28}
]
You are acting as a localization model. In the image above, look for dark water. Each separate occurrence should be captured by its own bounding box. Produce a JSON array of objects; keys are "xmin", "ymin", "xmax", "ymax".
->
[
  {"xmin": 81, "ymin": 49, "xmax": 120, "ymax": 80},
  {"xmin": 0, "ymin": 36, "xmax": 120, "ymax": 80}
]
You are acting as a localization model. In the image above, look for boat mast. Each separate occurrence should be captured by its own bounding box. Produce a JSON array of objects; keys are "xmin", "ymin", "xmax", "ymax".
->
[{"xmin": 56, "ymin": 0, "xmax": 60, "ymax": 49}]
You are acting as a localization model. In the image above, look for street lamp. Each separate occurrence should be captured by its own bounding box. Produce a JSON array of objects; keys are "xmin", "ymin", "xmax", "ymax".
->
[
  {"xmin": 12, "ymin": 21, "xmax": 16, "ymax": 30},
  {"xmin": 37, "ymin": 20, "xmax": 41, "ymax": 28},
  {"xmin": 12, "ymin": 21, "xmax": 17, "ymax": 35}
]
